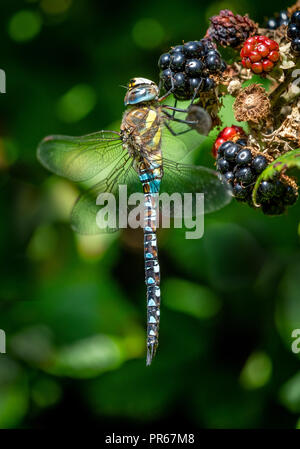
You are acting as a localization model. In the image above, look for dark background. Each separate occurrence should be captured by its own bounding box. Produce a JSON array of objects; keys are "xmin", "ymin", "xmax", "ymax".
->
[{"xmin": 0, "ymin": 0, "xmax": 299, "ymax": 430}]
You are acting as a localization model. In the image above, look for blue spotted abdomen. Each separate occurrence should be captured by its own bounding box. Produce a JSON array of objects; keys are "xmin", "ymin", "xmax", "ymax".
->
[{"xmin": 139, "ymin": 168, "xmax": 162, "ymax": 366}]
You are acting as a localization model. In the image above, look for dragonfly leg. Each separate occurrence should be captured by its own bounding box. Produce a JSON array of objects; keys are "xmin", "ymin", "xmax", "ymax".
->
[
  {"xmin": 158, "ymin": 74, "xmax": 175, "ymax": 102},
  {"xmin": 190, "ymin": 79, "xmax": 204, "ymax": 104},
  {"xmin": 163, "ymin": 110, "xmax": 199, "ymax": 126},
  {"xmin": 164, "ymin": 121, "xmax": 193, "ymax": 136},
  {"xmin": 162, "ymin": 104, "xmax": 190, "ymax": 113},
  {"xmin": 172, "ymin": 99, "xmax": 177, "ymax": 118},
  {"xmin": 158, "ymin": 77, "xmax": 163, "ymax": 93}
]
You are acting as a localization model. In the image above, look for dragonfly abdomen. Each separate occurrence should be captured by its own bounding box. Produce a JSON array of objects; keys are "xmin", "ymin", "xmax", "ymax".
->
[
  {"xmin": 143, "ymin": 191, "xmax": 161, "ymax": 366},
  {"xmin": 139, "ymin": 166, "xmax": 162, "ymax": 366}
]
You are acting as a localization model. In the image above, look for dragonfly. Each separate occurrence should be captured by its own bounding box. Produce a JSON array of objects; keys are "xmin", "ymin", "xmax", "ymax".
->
[{"xmin": 37, "ymin": 77, "xmax": 232, "ymax": 366}]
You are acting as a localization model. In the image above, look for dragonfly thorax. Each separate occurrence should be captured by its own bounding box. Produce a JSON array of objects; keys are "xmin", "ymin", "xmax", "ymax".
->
[{"xmin": 121, "ymin": 105, "xmax": 163, "ymax": 171}]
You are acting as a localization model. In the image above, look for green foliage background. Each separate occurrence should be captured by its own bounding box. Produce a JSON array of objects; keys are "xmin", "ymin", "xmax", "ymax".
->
[{"xmin": 0, "ymin": 0, "xmax": 299, "ymax": 429}]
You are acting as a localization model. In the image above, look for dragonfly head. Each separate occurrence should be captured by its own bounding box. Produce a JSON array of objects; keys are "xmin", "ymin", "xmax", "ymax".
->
[{"xmin": 124, "ymin": 78, "xmax": 159, "ymax": 106}]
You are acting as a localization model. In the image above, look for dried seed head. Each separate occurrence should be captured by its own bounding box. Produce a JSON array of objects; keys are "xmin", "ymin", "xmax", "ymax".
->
[
  {"xmin": 206, "ymin": 9, "xmax": 258, "ymax": 48},
  {"xmin": 233, "ymin": 84, "xmax": 271, "ymax": 123}
]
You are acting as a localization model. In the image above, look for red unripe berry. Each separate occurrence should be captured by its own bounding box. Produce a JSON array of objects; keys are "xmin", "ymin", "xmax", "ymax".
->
[
  {"xmin": 267, "ymin": 40, "xmax": 279, "ymax": 51},
  {"xmin": 245, "ymin": 58, "xmax": 251, "ymax": 69},
  {"xmin": 257, "ymin": 44, "xmax": 269, "ymax": 57},
  {"xmin": 222, "ymin": 127, "xmax": 237, "ymax": 139},
  {"xmin": 268, "ymin": 50, "xmax": 279, "ymax": 62},
  {"xmin": 246, "ymin": 37, "xmax": 256, "ymax": 45},
  {"xmin": 240, "ymin": 35, "xmax": 280, "ymax": 74},
  {"xmin": 243, "ymin": 43, "xmax": 254, "ymax": 55},
  {"xmin": 249, "ymin": 51, "xmax": 261, "ymax": 62},
  {"xmin": 263, "ymin": 38, "xmax": 273, "ymax": 47},
  {"xmin": 262, "ymin": 59, "xmax": 274, "ymax": 71},
  {"xmin": 252, "ymin": 62, "xmax": 263, "ymax": 73}
]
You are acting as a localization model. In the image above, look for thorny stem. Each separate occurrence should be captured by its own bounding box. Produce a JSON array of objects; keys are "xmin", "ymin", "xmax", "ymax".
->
[
  {"xmin": 269, "ymin": 61, "xmax": 300, "ymax": 118},
  {"xmin": 269, "ymin": 70, "xmax": 294, "ymax": 116}
]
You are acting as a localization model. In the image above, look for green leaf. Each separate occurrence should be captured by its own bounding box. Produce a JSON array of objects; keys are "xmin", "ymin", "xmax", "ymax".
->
[{"xmin": 252, "ymin": 149, "xmax": 300, "ymax": 204}]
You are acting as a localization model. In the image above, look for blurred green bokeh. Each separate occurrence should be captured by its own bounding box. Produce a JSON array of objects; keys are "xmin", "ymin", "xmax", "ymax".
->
[{"xmin": 0, "ymin": 0, "xmax": 299, "ymax": 430}]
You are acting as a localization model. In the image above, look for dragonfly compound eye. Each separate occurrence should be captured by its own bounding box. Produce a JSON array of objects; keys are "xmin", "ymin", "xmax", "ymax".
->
[{"xmin": 124, "ymin": 79, "xmax": 159, "ymax": 105}]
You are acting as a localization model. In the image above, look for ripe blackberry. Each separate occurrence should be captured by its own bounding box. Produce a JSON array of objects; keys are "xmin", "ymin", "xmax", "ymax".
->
[
  {"xmin": 284, "ymin": 184, "xmax": 298, "ymax": 205},
  {"xmin": 205, "ymin": 52, "xmax": 222, "ymax": 72},
  {"xmin": 224, "ymin": 171, "xmax": 234, "ymax": 183},
  {"xmin": 206, "ymin": 9, "xmax": 257, "ymax": 48},
  {"xmin": 252, "ymin": 155, "xmax": 268, "ymax": 174},
  {"xmin": 236, "ymin": 138, "xmax": 247, "ymax": 146},
  {"xmin": 267, "ymin": 10, "xmax": 289, "ymax": 29},
  {"xmin": 287, "ymin": 10, "xmax": 300, "ymax": 56},
  {"xmin": 203, "ymin": 77, "xmax": 215, "ymax": 92},
  {"xmin": 233, "ymin": 183, "xmax": 249, "ymax": 200},
  {"xmin": 158, "ymin": 53, "xmax": 171, "ymax": 70},
  {"xmin": 235, "ymin": 166, "xmax": 254, "ymax": 184},
  {"xmin": 292, "ymin": 10, "xmax": 300, "ymax": 26},
  {"xmin": 183, "ymin": 41, "xmax": 202, "ymax": 57},
  {"xmin": 240, "ymin": 36, "xmax": 280, "ymax": 73},
  {"xmin": 161, "ymin": 68, "xmax": 173, "ymax": 91},
  {"xmin": 258, "ymin": 180, "xmax": 277, "ymax": 199},
  {"xmin": 262, "ymin": 201, "xmax": 286, "ymax": 216},
  {"xmin": 212, "ymin": 125, "xmax": 246, "ymax": 158},
  {"xmin": 185, "ymin": 59, "xmax": 204, "ymax": 76},
  {"xmin": 217, "ymin": 140, "xmax": 234, "ymax": 157},
  {"xmin": 158, "ymin": 38, "xmax": 226, "ymax": 100},
  {"xmin": 236, "ymin": 148, "xmax": 252, "ymax": 165},
  {"xmin": 291, "ymin": 38, "xmax": 300, "ymax": 55},
  {"xmin": 215, "ymin": 141, "xmax": 298, "ymax": 215},
  {"xmin": 170, "ymin": 52, "xmax": 185, "ymax": 71},
  {"xmin": 224, "ymin": 143, "xmax": 240, "ymax": 162},
  {"xmin": 267, "ymin": 18, "xmax": 278, "ymax": 30},
  {"xmin": 217, "ymin": 158, "xmax": 230, "ymax": 173},
  {"xmin": 278, "ymin": 10, "xmax": 289, "ymax": 26}
]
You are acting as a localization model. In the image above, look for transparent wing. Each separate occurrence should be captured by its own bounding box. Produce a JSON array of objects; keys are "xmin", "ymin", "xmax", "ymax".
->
[
  {"xmin": 70, "ymin": 157, "xmax": 232, "ymax": 234},
  {"xmin": 71, "ymin": 156, "xmax": 142, "ymax": 234},
  {"xmin": 161, "ymin": 126, "xmax": 206, "ymax": 163},
  {"xmin": 37, "ymin": 130, "xmax": 124, "ymax": 182},
  {"xmin": 161, "ymin": 158, "xmax": 232, "ymax": 215}
]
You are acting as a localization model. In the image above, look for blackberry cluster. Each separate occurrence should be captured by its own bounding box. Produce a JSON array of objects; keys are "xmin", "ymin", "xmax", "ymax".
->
[
  {"xmin": 287, "ymin": 10, "xmax": 300, "ymax": 56},
  {"xmin": 158, "ymin": 39, "xmax": 227, "ymax": 100},
  {"xmin": 267, "ymin": 10, "xmax": 289, "ymax": 30},
  {"xmin": 216, "ymin": 141, "xmax": 298, "ymax": 215}
]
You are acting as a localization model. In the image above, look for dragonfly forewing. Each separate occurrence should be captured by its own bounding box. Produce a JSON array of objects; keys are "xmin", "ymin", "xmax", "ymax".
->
[{"xmin": 37, "ymin": 131, "xmax": 124, "ymax": 182}]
